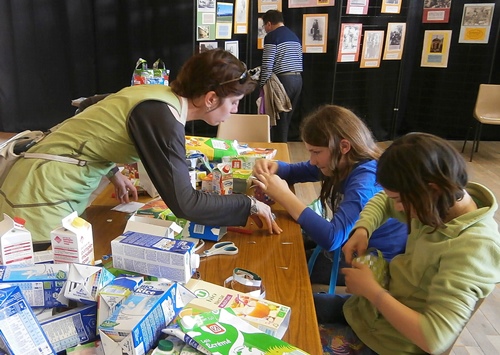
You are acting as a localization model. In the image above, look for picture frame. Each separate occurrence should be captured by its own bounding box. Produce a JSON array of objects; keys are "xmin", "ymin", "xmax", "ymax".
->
[
  {"xmin": 360, "ymin": 30, "xmax": 384, "ymax": 68},
  {"xmin": 225, "ymin": 41, "xmax": 239, "ymax": 58},
  {"xmin": 421, "ymin": 30, "xmax": 452, "ymax": 68},
  {"xmin": 381, "ymin": 0, "xmax": 402, "ymax": 14},
  {"xmin": 302, "ymin": 14, "xmax": 328, "ymax": 53},
  {"xmin": 234, "ymin": 0, "xmax": 249, "ymax": 34},
  {"xmin": 289, "ymin": 0, "xmax": 334, "ymax": 9},
  {"xmin": 199, "ymin": 41, "xmax": 219, "ymax": 53},
  {"xmin": 337, "ymin": 23, "xmax": 362, "ymax": 62},
  {"xmin": 382, "ymin": 22, "xmax": 406, "ymax": 60}
]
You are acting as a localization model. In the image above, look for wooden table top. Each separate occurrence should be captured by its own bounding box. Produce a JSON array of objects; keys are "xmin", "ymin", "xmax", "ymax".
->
[{"xmin": 82, "ymin": 142, "xmax": 322, "ymax": 354}]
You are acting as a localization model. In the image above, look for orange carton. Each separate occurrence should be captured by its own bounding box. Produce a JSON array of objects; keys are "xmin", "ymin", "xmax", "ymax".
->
[{"xmin": 212, "ymin": 164, "xmax": 233, "ymax": 195}]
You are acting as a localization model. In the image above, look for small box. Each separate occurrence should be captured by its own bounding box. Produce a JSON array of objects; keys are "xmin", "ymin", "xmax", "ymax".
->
[
  {"xmin": 212, "ymin": 164, "xmax": 233, "ymax": 195},
  {"xmin": 99, "ymin": 281, "xmax": 195, "ymax": 355},
  {"xmin": 0, "ymin": 213, "xmax": 34, "ymax": 265},
  {"xmin": 51, "ymin": 211, "xmax": 95, "ymax": 265},
  {"xmin": 38, "ymin": 304, "xmax": 98, "ymax": 353},
  {"xmin": 64, "ymin": 264, "xmax": 115, "ymax": 303},
  {"xmin": 183, "ymin": 221, "xmax": 227, "ymax": 242},
  {"xmin": 111, "ymin": 231, "xmax": 199, "ymax": 283},
  {"xmin": 97, "ymin": 276, "xmax": 144, "ymax": 328},
  {"xmin": 0, "ymin": 263, "xmax": 69, "ymax": 308},
  {"xmin": 0, "ymin": 285, "xmax": 56, "ymax": 354},
  {"xmin": 125, "ymin": 215, "xmax": 182, "ymax": 238},
  {"xmin": 185, "ymin": 279, "xmax": 291, "ymax": 339}
]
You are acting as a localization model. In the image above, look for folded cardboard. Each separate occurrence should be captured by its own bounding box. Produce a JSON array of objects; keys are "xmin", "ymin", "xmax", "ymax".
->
[
  {"xmin": 185, "ymin": 136, "xmax": 238, "ymax": 162},
  {"xmin": 183, "ymin": 221, "xmax": 227, "ymax": 242},
  {"xmin": 38, "ymin": 304, "xmax": 98, "ymax": 353},
  {"xmin": 125, "ymin": 215, "xmax": 182, "ymax": 239},
  {"xmin": 229, "ymin": 148, "xmax": 277, "ymax": 170},
  {"xmin": 51, "ymin": 211, "xmax": 95, "ymax": 265},
  {"xmin": 185, "ymin": 279, "xmax": 290, "ymax": 339},
  {"xmin": 0, "ymin": 285, "xmax": 56, "ymax": 354},
  {"xmin": 0, "ymin": 213, "xmax": 34, "ymax": 265},
  {"xmin": 99, "ymin": 281, "xmax": 195, "ymax": 355},
  {"xmin": 111, "ymin": 231, "xmax": 199, "ymax": 283},
  {"xmin": 0, "ymin": 263, "xmax": 69, "ymax": 308},
  {"xmin": 64, "ymin": 264, "xmax": 115, "ymax": 303},
  {"xmin": 178, "ymin": 308, "xmax": 309, "ymax": 355}
]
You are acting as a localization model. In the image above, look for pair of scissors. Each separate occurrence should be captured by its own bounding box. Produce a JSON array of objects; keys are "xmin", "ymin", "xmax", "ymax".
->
[{"xmin": 202, "ymin": 241, "xmax": 238, "ymax": 257}]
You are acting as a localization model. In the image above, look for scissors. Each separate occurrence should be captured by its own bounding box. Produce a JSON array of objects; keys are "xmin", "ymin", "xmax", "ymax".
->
[{"xmin": 202, "ymin": 241, "xmax": 239, "ymax": 257}]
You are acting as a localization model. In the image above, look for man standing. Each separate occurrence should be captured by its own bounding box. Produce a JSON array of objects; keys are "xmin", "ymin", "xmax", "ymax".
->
[{"xmin": 260, "ymin": 10, "xmax": 303, "ymax": 143}]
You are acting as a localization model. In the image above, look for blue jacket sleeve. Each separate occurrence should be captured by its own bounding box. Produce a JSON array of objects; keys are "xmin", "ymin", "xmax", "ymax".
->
[{"xmin": 277, "ymin": 161, "xmax": 321, "ymax": 184}]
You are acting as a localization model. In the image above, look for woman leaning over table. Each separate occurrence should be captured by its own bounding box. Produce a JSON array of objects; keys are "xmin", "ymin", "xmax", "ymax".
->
[
  {"xmin": 0, "ymin": 49, "xmax": 281, "ymax": 243},
  {"xmin": 252, "ymin": 105, "xmax": 407, "ymax": 285},
  {"xmin": 318, "ymin": 133, "xmax": 500, "ymax": 354}
]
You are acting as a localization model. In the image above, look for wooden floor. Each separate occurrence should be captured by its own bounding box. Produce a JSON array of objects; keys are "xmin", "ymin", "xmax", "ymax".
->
[{"xmin": 287, "ymin": 140, "xmax": 500, "ymax": 355}]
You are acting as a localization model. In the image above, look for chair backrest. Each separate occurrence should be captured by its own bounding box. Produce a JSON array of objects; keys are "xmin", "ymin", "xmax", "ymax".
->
[
  {"xmin": 474, "ymin": 84, "xmax": 500, "ymax": 122},
  {"xmin": 216, "ymin": 114, "xmax": 271, "ymax": 143}
]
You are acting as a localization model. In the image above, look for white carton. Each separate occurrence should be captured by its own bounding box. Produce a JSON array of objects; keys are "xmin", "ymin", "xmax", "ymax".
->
[
  {"xmin": 125, "ymin": 215, "xmax": 183, "ymax": 238},
  {"xmin": 0, "ymin": 213, "xmax": 34, "ymax": 265},
  {"xmin": 51, "ymin": 211, "xmax": 95, "ymax": 265},
  {"xmin": 63, "ymin": 264, "xmax": 115, "ymax": 303},
  {"xmin": 111, "ymin": 231, "xmax": 200, "ymax": 283},
  {"xmin": 0, "ymin": 263, "xmax": 69, "ymax": 308},
  {"xmin": 97, "ymin": 276, "xmax": 144, "ymax": 329},
  {"xmin": 0, "ymin": 285, "xmax": 56, "ymax": 354},
  {"xmin": 99, "ymin": 281, "xmax": 195, "ymax": 355}
]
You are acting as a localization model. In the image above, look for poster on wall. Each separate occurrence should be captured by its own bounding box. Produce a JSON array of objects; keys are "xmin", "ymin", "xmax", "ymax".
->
[
  {"xmin": 234, "ymin": 0, "xmax": 249, "ymax": 34},
  {"xmin": 289, "ymin": 0, "xmax": 334, "ymax": 8},
  {"xmin": 302, "ymin": 14, "xmax": 328, "ymax": 53},
  {"xmin": 423, "ymin": 0, "xmax": 452, "ymax": 23},
  {"xmin": 216, "ymin": 2, "xmax": 234, "ymax": 39},
  {"xmin": 337, "ymin": 23, "xmax": 362, "ymax": 62},
  {"xmin": 360, "ymin": 30, "xmax": 384, "ymax": 68},
  {"xmin": 459, "ymin": 3, "xmax": 495, "ymax": 44},
  {"xmin": 382, "ymin": 23, "xmax": 406, "ymax": 60},
  {"xmin": 381, "ymin": 0, "xmax": 402, "ymax": 14},
  {"xmin": 197, "ymin": 0, "xmax": 216, "ymax": 41},
  {"xmin": 199, "ymin": 42, "xmax": 219, "ymax": 53},
  {"xmin": 347, "ymin": 0, "xmax": 369, "ymax": 15},
  {"xmin": 421, "ymin": 30, "xmax": 452, "ymax": 68},
  {"xmin": 258, "ymin": 0, "xmax": 282, "ymax": 13},
  {"xmin": 257, "ymin": 16, "xmax": 266, "ymax": 49},
  {"xmin": 225, "ymin": 41, "xmax": 239, "ymax": 58}
]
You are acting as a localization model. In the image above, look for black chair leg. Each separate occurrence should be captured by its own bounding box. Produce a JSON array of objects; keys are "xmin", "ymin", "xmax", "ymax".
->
[
  {"xmin": 462, "ymin": 126, "xmax": 471, "ymax": 153},
  {"xmin": 470, "ymin": 123, "xmax": 481, "ymax": 162}
]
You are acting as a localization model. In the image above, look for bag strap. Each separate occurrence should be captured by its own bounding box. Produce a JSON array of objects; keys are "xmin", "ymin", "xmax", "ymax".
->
[
  {"xmin": 153, "ymin": 59, "xmax": 165, "ymax": 70},
  {"xmin": 22, "ymin": 152, "xmax": 87, "ymax": 167},
  {"xmin": 135, "ymin": 58, "xmax": 148, "ymax": 70}
]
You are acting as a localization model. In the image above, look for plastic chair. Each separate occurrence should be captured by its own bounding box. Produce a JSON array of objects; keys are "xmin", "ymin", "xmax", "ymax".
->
[
  {"xmin": 461, "ymin": 84, "xmax": 500, "ymax": 162},
  {"xmin": 216, "ymin": 114, "xmax": 271, "ymax": 143},
  {"xmin": 308, "ymin": 245, "xmax": 342, "ymax": 295}
]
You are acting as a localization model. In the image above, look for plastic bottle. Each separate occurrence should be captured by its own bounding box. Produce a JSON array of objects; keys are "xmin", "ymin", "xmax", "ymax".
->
[{"xmin": 151, "ymin": 339, "xmax": 174, "ymax": 355}]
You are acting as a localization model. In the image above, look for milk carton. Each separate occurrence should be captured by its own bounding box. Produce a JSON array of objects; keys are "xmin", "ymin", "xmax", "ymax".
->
[
  {"xmin": 99, "ymin": 281, "xmax": 195, "ymax": 355},
  {"xmin": 63, "ymin": 264, "xmax": 115, "ymax": 303},
  {"xmin": 0, "ymin": 214, "xmax": 34, "ymax": 265},
  {"xmin": 212, "ymin": 163, "xmax": 233, "ymax": 195},
  {"xmin": 51, "ymin": 211, "xmax": 95, "ymax": 265}
]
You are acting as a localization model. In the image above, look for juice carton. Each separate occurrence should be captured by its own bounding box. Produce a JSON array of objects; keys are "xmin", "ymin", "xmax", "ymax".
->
[
  {"xmin": 0, "ymin": 213, "xmax": 34, "ymax": 265},
  {"xmin": 63, "ymin": 264, "xmax": 115, "ymax": 303},
  {"xmin": 51, "ymin": 211, "xmax": 95, "ymax": 265},
  {"xmin": 212, "ymin": 163, "xmax": 233, "ymax": 195}
]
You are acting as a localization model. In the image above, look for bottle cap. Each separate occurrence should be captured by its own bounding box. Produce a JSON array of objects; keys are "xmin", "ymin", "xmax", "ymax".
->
[
  {"xmin": 158, "ymin": 339, "xmax": 174, "ymax": 352},
  {"xmin": 71, "ymin": 217, "xmax": 86, "ymax": 228},
  {"xmin": 13, "ymin": 217, "xmax": 26, "ymax": 227}
]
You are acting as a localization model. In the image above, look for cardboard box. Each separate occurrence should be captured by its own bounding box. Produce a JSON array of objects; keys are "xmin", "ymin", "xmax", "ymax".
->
[
  {"xmin": 0, "ymin": 285, "xmax": 56, "ymax": 354},
  {"xmin": 51, "ymin": 211, "xmax": 95, "ymax": 265},
  {"xmin": 211, "ymin": 164, "xmax": 233, "ymax": 195},
  {"xmin": 125, "ymin": 215, "xmax": 182, "ymax": 239},
  {"xmin": 183, "ymin": 221, "xmax": 227, "ymax": 242},
  {"xmin": 0, "ymin": 263, "xmax": 69, "ymax": 308},
  {"xmin": 64, "ymin": 264, "xmax": 115, "ymax": 303},
  {"xmin": 185, "ymin": 279, "xmax": 291, "ymax": 339},
  {"xmin": 178, "ymin": 308, "xmax": 308, "ymax": 354},
  {"xmin": 0, "ymin": 213, "xmax": 34, "ymax": 265},
  {"xmin": 97, "ymin": 276, "xmax": 144, "ymax": 329},
  {"xmin": 38, "ymin": 304, "xmax": 98, "ymax": 353},
  {"xmin": 111, "ymin": 231, "xmax": 199, "ymax": 283},
  {"xmin": 99, "ymin": 281, "xmax": 195, "ymax": 355},
  {"xmin": 185, "ymin": 136, "xmax": 238, "ymax": 162}
]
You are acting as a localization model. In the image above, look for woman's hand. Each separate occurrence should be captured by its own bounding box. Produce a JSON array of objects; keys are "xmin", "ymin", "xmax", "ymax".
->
[
  {"xmin": 253, "ymin": 159, "xmax": 279, "ymax": 175},
  {"xmin": 250, "ymin": 199, "xmax": 283, "ymax": 234},
  {"xmin": 342, "ymin": 228, "xmax": 369, "ymax": 265},
  {"xmin": 109, "ymin": 172, "xmax": 138, "ymax": 204}
]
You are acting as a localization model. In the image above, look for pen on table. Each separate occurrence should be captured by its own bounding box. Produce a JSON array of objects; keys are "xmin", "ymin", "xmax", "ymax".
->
[{"xmin": 227, "ymin": 227, "xmax": 253, "ymax": 234}]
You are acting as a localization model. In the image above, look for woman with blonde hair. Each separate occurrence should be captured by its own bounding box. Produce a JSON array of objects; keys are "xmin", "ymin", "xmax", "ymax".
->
[{"xmin": 253, "ymin": 104, "xmax": 407, "ymax": 285}]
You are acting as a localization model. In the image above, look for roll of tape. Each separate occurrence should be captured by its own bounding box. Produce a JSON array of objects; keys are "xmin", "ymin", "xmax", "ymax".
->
[{"xmin": 224, "ymin": 268, "xmax": 266, "ymax": 299}]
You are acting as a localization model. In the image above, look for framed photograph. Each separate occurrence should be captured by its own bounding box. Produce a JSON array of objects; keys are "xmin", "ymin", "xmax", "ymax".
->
[
  {"xmin": 257, "ymin": 17, "xmax": 266, "ymax": 49},
  {"xmin": 234, "ymin": 0, "xmax": 249, "ymax": 34},
  {"xmin": 258, "ymin": 0, "xmax": 282, "ymax": 13},
  {"xmin": 347, "ymin": 0, "xmax": 369, "ymax": 15},
  {"xmin": 423, "ymin": 0, "xmax": 452, "ymax": 23},
  {"xmin": 360, "ymin": 30, "xmax": 384, "ymax": 68},
  {"xmin": 383, "ymin": 23, "xmax": 406, "ymax": 60},
  {"xmin": 216, "ymin": 2, "xmax": 234, "ymax": 39},
  {"xmin": 337, "ymin": 23, "xmax": 362, "ymax": 62},
  {"xmin": 302, "ymin": 14, "xmax": 328, "ymax": 53},
  {"xmin": 421, "ymin": 30, "xmax": 452, "ymax": 68},
  {"xmin": 225, "ymin": 41, "xmax": 239, "ymax": 58},
  {"xmin": 199, "ymin": 41, "xmax": 219, "ymax": 53},
  {"xmin": 198, "ymin": 0, "xmax": 216, "ymax": 12},
  {"xmin": 381, "ymin": 0, "xmax": 402, "ymax": 14},
  {"xmin": 459, "ymin": 3, "xmax": 495, "ymax": 44},
  {"xmin": 197, "ymin": 11, "xmax": 216, "ymax": 41},
  {"xmin": 289, "ymin": 0, "xmax": 334, "ymax": 8}
]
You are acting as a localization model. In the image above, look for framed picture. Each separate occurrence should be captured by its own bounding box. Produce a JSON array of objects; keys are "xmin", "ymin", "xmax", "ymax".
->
[
  {"xmin": 234, "ymin": 0, "xmax": 249, "ymax": 34},
  {"xmin": 337, "ymin": 23, "xmax": 362, "ymax": 62},
  {"xmin": 302, "ymin": 14, "xmax": 328, "ymax": 53},
  {"xmin": 347, "ymin": 0, "xmax": 369, "ymax": 15},
  {"xmin": 459, "ymin": 3, "xmax": 495, "ymax": 44},
  {"xmin": 360, "ymin": 30, "xmax": 384, "ymax": 68},
  {"xmin": 199, "ymin": 41, "xmax": 219, "ymax": 53},
  {"xmin": 423, "ymin": 0, "xmax": 452, "ymax": 23},
  {"xmin": 289, "ymin": 0, "xmax": 334, "ymax": 8},
  {"xmin": 257, "ymin": 16, "xmax": 266, "ymax": 49},
  {"xmin": 225, "ymin": 41, "xmax": 239, "ymax": 58},
  {"xmin": 216, "ymin": 2, "xmax": 234, "ymax": 39},
  {"xmin": 383, "ymin": 23, "xmax": 406, "ymax": 60},
  {"xmin": 258, "ymin": 0, "xmax": 282, "ymax": 13},
  {"xmin": 421, "ymin": 30, "xmax": 452, "ymax": 68},
  {"xmin": 381, "ymin": 0, "xmax": 402, "ymax": 14}
]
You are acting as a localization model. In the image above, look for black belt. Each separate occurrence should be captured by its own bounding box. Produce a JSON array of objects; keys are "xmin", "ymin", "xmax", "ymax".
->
[{"xmin": 279, "ymin": 71, "xmax": 302, "ymax": 76}]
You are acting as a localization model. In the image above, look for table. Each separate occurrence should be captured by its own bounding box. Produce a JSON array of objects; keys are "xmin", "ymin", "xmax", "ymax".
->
[{"xmin": 82, "ymin": 142, "xmax": 322, "ymax": 354}]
